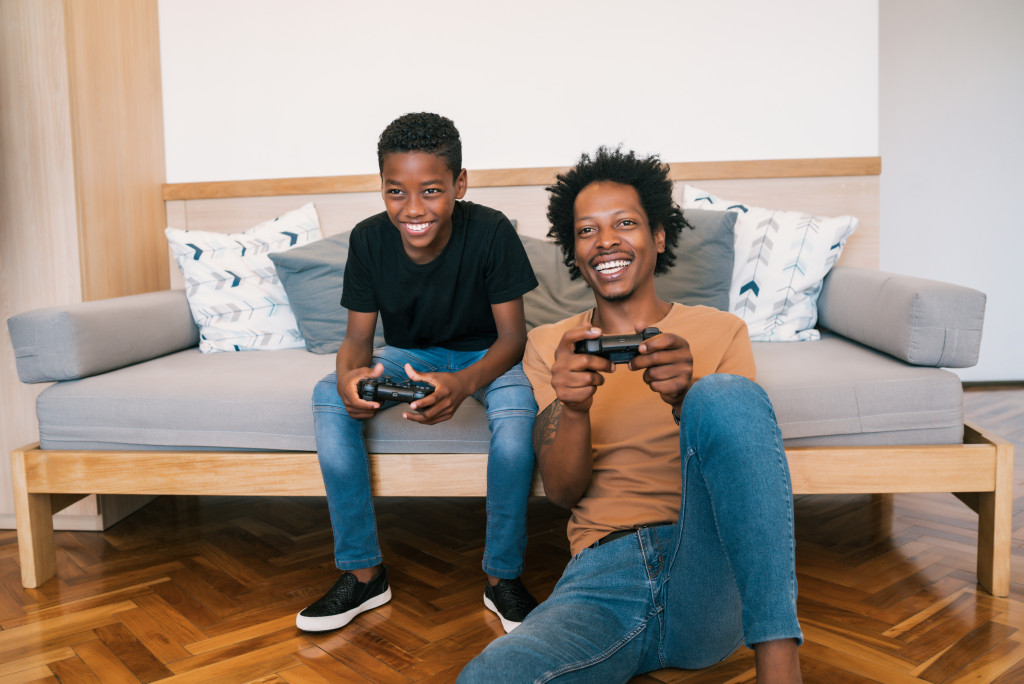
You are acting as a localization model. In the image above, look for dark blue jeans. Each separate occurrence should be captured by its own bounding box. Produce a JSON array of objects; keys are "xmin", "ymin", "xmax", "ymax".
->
[
  {"xmin": 459, "ymin": 375, "xmax": 802, "ymax": 682},
  {"xmin": 312, "ymin": 346, "xmax": 537, "ymax": 578}
]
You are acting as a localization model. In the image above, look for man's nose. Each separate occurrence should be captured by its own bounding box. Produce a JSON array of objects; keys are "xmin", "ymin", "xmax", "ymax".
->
[{"xmin": 596, "ymin": 224, "xmax": 620, "ymax": 247}]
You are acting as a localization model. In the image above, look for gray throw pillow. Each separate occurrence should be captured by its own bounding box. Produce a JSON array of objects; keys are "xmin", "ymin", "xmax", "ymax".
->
[
  {"xmin": 521, "ymin": 209, "xmax": 736, "ymax": 329},
  {"xmin": 655, "ymin": 208, "xmax": 736, "ymax": 311},
  {"xmin": 268, "ymin": 231, "xmax": 384, "ymax": 354}
]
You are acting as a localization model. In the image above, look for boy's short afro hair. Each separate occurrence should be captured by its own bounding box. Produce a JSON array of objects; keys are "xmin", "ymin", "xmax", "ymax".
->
[
  {"xmin": 377, "ymin": 112, "xmax": 462, "ymax": 180},
  {"xmin": 546, "ymin": 146, "xmax": 691, "ymax": 280}
]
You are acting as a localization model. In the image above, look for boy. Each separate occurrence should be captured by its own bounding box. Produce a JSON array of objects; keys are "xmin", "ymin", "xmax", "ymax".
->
[
  {"xmin": 460, "ymin": 147, "xmax": 802, "ymax": 682},
  {"xmin": 297, "ymin": 113, "xmax": 540, "ymax": 634}
]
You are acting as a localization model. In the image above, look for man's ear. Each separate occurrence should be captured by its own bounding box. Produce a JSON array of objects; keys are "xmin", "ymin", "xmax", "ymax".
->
[
  {"xmin": 455, "ymin": 168, "xmax": 468, "ymax": 199},
  {"xmin": 654, "ymin": 224, "xmax": 666, "ymax": 253}
]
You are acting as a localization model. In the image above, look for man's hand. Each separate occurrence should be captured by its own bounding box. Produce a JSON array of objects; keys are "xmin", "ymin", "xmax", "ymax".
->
[
  {"xmin": 402, "ymin": 364, "xmax": 471, "ymax": 425},
  {"xmin": 340, "ymin": 363, "xmax": 385, "ymax": 419},
  {"xmin": 550, "ymin": 326, "xmax": 615, "ymax": 413},
  {"xmin": 628, "ymin": 324, "xmax": 694, "ymax": 415}
]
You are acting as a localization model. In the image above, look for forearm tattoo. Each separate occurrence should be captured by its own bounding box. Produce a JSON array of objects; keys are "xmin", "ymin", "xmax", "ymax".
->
[{"xmin": 532, "ymin": 400, "xmax": 563, "ymax": 453}]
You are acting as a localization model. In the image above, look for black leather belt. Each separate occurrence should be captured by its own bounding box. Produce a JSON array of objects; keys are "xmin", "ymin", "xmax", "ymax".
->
[{"xmin": 591, "ymin": 522, "xmax": 674, "ymax": 548}]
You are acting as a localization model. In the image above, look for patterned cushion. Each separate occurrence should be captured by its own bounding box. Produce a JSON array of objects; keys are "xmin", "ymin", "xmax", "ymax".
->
[
  {"xmin": 166, "ymin": 203, "xmax": 323, "ymax": 353},
  {"xmin": 682, "ymin": 185, "xmax": 858, "ymax": 341}
]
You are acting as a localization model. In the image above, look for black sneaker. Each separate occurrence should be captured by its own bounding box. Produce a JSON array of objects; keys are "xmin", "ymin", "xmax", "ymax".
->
[
  {"xmin": 483, "ymin": 577, "xmax": 538, "ymax": 633},
  {"xmin": 296, "ymin": 566, "xmax": 392, "ymax": 632}
]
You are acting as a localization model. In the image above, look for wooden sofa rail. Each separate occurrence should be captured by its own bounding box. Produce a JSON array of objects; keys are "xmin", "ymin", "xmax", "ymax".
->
[
  {"xmin": 11, "ymin": 421, "xmax": 1012, "ymax": 596},
  {"xmin": 162, "ymin": 157, "xmax": 882, "ymax": 200}
]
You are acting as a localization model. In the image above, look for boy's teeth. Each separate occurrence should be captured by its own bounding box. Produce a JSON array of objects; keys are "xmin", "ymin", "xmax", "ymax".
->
[
  {"xmin": 595, "ymin": 260, "xmax": 630, "ymax": 273},
  {"xmin": 405, "ymin": 222, "xmax": 430, "ymax": 233}
]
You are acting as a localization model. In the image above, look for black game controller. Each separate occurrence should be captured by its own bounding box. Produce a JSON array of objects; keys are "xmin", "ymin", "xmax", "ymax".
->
[
  {"xmin": 358, "ymin": 376, "xmax": 435, "ymax": 403},
  {"xmin": 574, "ymin": 327, "xmax": 661, "ymax": 364}
]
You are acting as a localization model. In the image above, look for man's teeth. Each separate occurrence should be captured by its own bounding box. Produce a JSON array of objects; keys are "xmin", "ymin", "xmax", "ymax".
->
[{"xmin": 595, "ymin": 260, "xmax": 630, "ymax": 274}]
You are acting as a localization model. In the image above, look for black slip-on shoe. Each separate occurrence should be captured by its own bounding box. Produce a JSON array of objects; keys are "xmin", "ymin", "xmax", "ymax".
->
[
  {"xmin": 296, "ymin": 566, "xmax": 392, "ymax": 632},
  {"xmin": 483, "ymin": 576, "xmax": 539, "ymax": 633}
]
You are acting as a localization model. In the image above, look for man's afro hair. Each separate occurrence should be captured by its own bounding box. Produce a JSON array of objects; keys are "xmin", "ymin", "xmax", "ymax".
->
[
  {"xmin": 377, "ymin": 112, "xmax": 462, "ymax": 180},
  {"xmin": 546, "ymin": 146, "xmax": 690, "ymax": 280}
]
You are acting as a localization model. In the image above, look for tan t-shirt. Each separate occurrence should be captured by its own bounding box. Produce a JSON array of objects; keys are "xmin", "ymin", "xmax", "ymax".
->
[{"xmin": 524, "ymin": 303, "xmax": 756, "ymax": 554}]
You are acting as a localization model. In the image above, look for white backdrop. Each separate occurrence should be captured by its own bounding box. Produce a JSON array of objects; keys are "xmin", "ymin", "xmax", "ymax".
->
[
  {"xmin": 158, "ymin": 1, "xmax": 1022, "ymax": 382},
  {"xmin": 158, "ymin": 0, "xmax": 879, "ymax": 182},
  {"xmin": 880, "ymin": 0, "xmax": 1023, "ymax": 382}
]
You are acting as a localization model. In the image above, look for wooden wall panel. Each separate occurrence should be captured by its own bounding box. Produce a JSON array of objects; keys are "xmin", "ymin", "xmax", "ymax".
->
[
  {"xmin": 66, "ymin": 0, "xmax": 169, "ymax": 301},
  {"xmin": 0, "ymin": 0, "xmax": 86, "ymax": 528},
  {"xmin": 1, "ymin": 0, "xmax": 165, "ymax": 530}
]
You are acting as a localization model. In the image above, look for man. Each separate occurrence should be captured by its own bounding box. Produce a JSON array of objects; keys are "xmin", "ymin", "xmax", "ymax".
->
[{"xmin": 459, "ymin": 147, "xmax": 803, "ymax": 683}]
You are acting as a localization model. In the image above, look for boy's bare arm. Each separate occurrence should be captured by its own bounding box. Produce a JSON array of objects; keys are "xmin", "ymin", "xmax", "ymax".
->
[
  {"xmin": 335, "ymin": 310, "xmax": 381, "ymax": 419},
  {"xmin": 404, "ymin": 297, "xmax": 527, "ymax": 425}
]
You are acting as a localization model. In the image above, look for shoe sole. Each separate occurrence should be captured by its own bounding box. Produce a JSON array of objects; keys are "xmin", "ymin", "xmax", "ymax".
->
[
  {"xmin": 295, "ymin": 586, "xmax": 392, "ymax": 632},
  {"xmin": 483, "ymin": 593, "xmax": 521, "ymax": 634}
]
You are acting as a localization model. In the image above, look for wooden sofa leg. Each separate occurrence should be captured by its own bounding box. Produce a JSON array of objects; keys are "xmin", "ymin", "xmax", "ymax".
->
[
  {"xmin": 966, "ymin": 423, "xmax": 1014, "ymax": 597},
  {"xmin": 10, "ymin": 448, "xmax": 58, "ymax": 588}
]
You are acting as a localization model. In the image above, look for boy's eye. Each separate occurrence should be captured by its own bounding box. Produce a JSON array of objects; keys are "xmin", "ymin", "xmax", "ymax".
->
[
  {"xmin": 385, "ymin": 189, "xmax": 404, "ymax": 196},
  {"xmin": 423, "ymin": 188, "xmax": 441, "ymax": 195}
]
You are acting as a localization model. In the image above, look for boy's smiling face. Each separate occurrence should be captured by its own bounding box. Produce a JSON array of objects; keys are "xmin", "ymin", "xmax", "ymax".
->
[{"xmin": 381, "ymin": 151, "xmax": 468, "ymax": 263}]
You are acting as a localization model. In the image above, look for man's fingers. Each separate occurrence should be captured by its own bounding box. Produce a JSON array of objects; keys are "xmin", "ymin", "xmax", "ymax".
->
[{"xmin": 555, "ymin": 326, "xmax": 603, "ymax": 359}]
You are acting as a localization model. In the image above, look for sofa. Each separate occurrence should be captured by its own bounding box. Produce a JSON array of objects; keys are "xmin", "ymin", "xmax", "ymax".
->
[{"xmin": 7, "ymin": 199, "xmax": 1012, "ymax": 599}]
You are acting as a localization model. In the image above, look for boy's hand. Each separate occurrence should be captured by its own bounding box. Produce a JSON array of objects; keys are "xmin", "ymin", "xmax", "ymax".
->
[
  {"xmin": 340, "ymin": 363, "xmax": 385, "ymax": 419},
  {"xmin": 402, "ymin": 363, "xmax": 471, "ymax": 425},
  {"xmin": 628, "ymin": 323, "xmax": 693, "ymax": 413},
  {"xmin": 551, "ymin": 326, "xmax": 614, "ymax": 413}
]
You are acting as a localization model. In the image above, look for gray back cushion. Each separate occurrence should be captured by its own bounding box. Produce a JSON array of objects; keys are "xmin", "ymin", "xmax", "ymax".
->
[
  {"xmin": 522, "ymin": 209, "xmax": 736, "ymax": 329},
  {"xmin": 271, "ymin": 210, "xmax": 735, "ymax": 348},
  {"xmin": 268, "ymin": 231, "xmax": 384, "ymax": 354}
]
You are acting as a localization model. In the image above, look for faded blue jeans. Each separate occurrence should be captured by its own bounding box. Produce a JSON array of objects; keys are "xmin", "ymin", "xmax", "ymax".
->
[
  {"xmin": 459, "ymin": 374, "xmax": 802, "ymax": 682},
  {"xmin": 312, "ymin": 345, "xmax": 537, "ymax": 579}
]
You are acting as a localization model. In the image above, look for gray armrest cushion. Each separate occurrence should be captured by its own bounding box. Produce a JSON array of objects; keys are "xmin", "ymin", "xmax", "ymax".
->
[
  {"xmin": 7, "ymin": 289, "xmax": 200, "ymax": 383},
  {"xmin": 817, "ymin": 267, "xmax": 985, "ymax": 368}
]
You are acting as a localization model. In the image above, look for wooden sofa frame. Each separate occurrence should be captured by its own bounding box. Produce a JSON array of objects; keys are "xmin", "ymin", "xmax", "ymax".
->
[
  {"xmin": 11, "ymin": 424, "xmax": 1014, "ymax": 594},
  {"xmin": 10, "ymin": 158, "xmax": 1014, "ymax": 597}
]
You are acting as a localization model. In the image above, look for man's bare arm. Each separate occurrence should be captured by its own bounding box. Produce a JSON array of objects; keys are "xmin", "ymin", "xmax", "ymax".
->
[{"xmin": 533, "ymin": 398, "xmax": 594, "ymax": 509}]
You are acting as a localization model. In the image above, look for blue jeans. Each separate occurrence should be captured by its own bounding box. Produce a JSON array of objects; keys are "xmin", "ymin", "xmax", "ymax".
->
[
  {"xmin": 312, "ymin": 346, "xmax": 537, "ymax": 579},
  {"xmin": 459, "ymin": 375, "xmax": 802, "ymax": 682}
]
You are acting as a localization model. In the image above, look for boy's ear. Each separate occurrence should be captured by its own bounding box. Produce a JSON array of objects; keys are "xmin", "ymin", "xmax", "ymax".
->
[{"xmin": 455, "ymin": 168, "xmax": 468, "ymax": 199}]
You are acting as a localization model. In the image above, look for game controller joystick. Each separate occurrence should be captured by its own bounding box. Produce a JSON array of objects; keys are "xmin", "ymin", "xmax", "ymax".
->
[
  {"xmin": 358, "ymin": 376, "xmax": 435, "ymax": 403},
  {"xmin": 574, "ymin": 327, "xmax": 661, "ymax": 364}
]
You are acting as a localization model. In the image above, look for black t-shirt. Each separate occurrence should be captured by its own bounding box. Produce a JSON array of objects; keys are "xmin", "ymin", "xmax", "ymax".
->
[{"xmin": 341, "ymin": 201, "xmax": 538, "ymax": 351}]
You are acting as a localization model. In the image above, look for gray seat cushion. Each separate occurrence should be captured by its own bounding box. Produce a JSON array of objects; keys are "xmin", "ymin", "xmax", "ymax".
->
[
  {"xmin": 36, "ymin": 348, "xmax": 491, "ymax": 453},
  {"xmin": 754, "ymin": 333, "xmax": 964, "ymax": 446},
  {"xmin": 36, "ymin": 334, "xmax": 964, "ymax": 453}
]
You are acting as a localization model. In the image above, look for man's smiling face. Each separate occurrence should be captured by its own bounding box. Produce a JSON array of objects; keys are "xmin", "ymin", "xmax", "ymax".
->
[{"xmin": 573, "ymin": 181, "xmax": 665, "ymax": 303}]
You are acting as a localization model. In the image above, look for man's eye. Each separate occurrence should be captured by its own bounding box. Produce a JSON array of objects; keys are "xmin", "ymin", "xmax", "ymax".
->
[
  {"xmin": 576, "ymin": 226, "xmax": 595, "ymax": 236},
  {"xmin": 620, "ymin": 219, "xmax": 637, "ymax": 227}
]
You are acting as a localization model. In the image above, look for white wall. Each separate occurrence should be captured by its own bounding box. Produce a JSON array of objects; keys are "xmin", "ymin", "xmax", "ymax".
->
[
  {"xmin": 880, "ymin": 0, "xmax": 1024, "ymax": 381},
  {"xmin": 158, "ymin": 0, "xmax": 878, "ymax": 182}
]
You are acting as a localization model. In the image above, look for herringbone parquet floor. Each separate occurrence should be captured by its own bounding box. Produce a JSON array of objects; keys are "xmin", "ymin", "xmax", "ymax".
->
[{"xmin": 1, "ymin": 385, "xmax": 1022, "ymax": 683}]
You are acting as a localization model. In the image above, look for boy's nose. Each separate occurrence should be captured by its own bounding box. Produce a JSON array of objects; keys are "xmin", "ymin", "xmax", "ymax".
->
[{"xmin": 406, "ymin": 196, "xmax": 425, "ymax": 217}]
